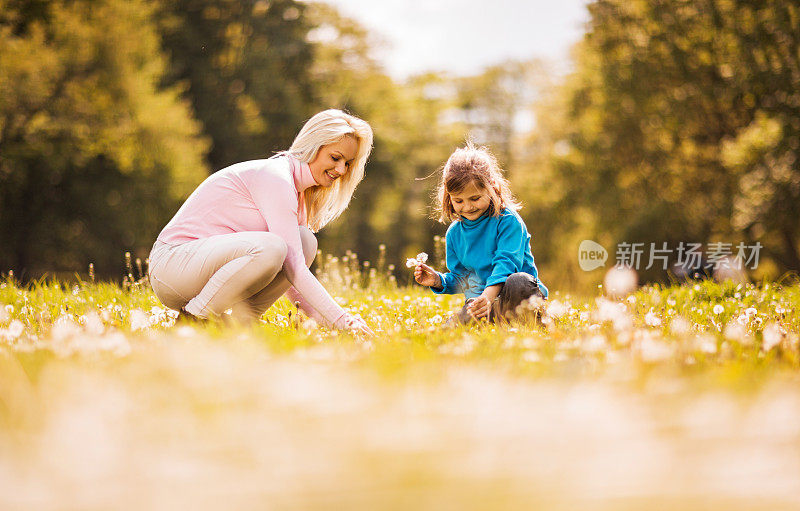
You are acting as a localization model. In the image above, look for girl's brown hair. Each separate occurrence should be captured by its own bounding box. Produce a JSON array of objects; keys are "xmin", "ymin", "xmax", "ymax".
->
[{"xmin": 435, "ymin": 142, "xmax": 521, "ymax": 223}]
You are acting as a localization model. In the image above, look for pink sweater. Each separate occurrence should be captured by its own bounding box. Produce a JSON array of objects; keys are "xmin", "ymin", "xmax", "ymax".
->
[{"xmin": 158, "ymin": 155, "xmax": 345, "ymax": 326}]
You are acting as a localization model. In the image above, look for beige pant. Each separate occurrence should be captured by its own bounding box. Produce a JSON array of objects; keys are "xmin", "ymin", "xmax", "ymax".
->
[{"xmin": 148, "ymin": 228, "xmax": 316, "ymax": 322}]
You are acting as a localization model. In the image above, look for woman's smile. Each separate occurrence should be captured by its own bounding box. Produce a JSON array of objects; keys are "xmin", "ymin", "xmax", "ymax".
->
[{"xmin": 309, "ymin": 135, "xmax": 358, "ymax": 187}]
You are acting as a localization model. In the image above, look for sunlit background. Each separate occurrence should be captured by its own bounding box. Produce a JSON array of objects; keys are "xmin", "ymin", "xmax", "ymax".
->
[
  {"xmin": 2, "ymin": 0, "xmax": 797, "ymax": 290},
  {"xmin": 2, "ymin": 2, "xmax": 800, "ymax": 509}
]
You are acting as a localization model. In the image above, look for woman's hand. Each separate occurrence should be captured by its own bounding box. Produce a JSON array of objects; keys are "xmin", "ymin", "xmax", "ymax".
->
[
  {"xmin": 414, "ymin": 263, "xmax": 441, "ymax": 288},
  {"xmin": 336, "ymin": 313, "xmax": 375, "ymax": 337}
]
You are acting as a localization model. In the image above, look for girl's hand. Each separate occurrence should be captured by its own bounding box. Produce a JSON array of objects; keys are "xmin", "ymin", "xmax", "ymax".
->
[
  {"xmin": 468, "ymin": 285, "xmax": 501, "ymax": 319},
  {"xmin": 467, "ymin": 295, "xmax": 491, "ymax": 319},
  {"xmin": 414, "ymin": 263, "xmax": 441, "ymax": 288}
]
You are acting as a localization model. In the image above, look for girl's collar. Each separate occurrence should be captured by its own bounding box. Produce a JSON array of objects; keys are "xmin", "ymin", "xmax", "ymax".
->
[{"xmin": 459, "ymin": 208, "xmax": 493, "ymax": 227}]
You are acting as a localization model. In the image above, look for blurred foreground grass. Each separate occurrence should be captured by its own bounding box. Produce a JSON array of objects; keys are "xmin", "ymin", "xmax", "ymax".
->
[{"xmin": 1, "ymin": 274, "xmax": 800, "ymax": 510}]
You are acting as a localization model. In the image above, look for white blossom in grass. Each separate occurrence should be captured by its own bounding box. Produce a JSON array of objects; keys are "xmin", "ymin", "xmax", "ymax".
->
[
  {"xmin": 644, "ymin": 311, "xmax": 662, "ymax": 327},
  {"xmin": 745, "ymin": 307, "xmax": 757, "ymax": 317},
  {"xmin": 6, "ymin": 319, "xmax": 24, "ymax": 339},
  {"xmin": 723, "ymin": 321, "xmax": 751, "ymax": 345},
  {"xmin": 692, "ymin": 334, "xmax": 718, "ymax": 354},
  {"xmin": 80, "ymin": 311, "xmax": 105, "ymax": 335},
  {"xmin": 129, "ymin": 309, "xmax": 149, "ymax": 331},
  {"xmin": 583, "ymin": 334, "xmax": 607, "ymax": 354},
  {"xmin": 669, "ymin": 316, "xmax": 691, "ymax": 336},
  {"xmin": 603, "ymin": 265, "xmax": 638, "ymax": 298},
  {"xmin": 762, "ymin": 322, "xmax": 783, "ymax": 352},
  {"xmin": 544, "ymin": 299, "xmax": 567, "ymax": 318},
  {"xmin": 634, "ymin": 330, "xmax": 673, "ymax": 362},
  {"xmin": 0, "ymin": 305, "xmax": 9, "ymax": 323},
  {"xmin": 713, "ymin": 304, "xmax": 724, "ymax": 315},
  {"xmin": 594, "ymin": 297, "xmax": 632, "ymax": 332},
  {"xmin": 429, "ymin": 314, "xmax": 443, "ymax": 325},
  {"xmin": 522, "ymin": 351, "xmax": 540, "ymax": 363},
  {"xmin": 52, "ymin": 315, "xmax": 80, "ymax": 341}
]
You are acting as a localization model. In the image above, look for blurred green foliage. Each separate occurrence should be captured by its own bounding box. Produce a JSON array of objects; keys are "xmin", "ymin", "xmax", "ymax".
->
[
  {"xmin": 0, "ymin": 0, "xmax": 798, "ymax": 292},
  {"xmin": 537, "ymin": 0, "xmax": 800, "ymax": 289}
]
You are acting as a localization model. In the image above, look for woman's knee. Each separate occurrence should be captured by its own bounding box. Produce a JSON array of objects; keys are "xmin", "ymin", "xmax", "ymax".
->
[
  {"xmin": 299, "ymin": 227, "xmax": 317, "ymax": 267},
  {"xmin": 247, "ymin": 233, "xmax": 288, "ymax": 276}
]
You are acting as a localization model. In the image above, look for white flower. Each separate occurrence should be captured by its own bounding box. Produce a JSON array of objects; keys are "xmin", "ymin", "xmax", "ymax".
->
[
  {"xmin": 129, "ymin": 309, "xmax": 149, "ymax": 331},
  {"xmin": 603, "ymin": 265, "xmax": 638, "ymax": 298},
  {"xmin": 645, "ymin": 311, "xmax": 662, "ymax": 327},
  {"xmin": 545, "ymin": 299, "xmax": 567, "ymax": 318},
  {"xmin": 762, "ymin": 322, "xmax": 783, "ymax": 352},
  {"xmin": 713, "ymin": 304, "xmax": 724, "ymax": 315},
  {"xmin": 669, "ymin": 316, "xmax": 691, "ymax": 336},
  {"xmin": 7, "ymin": 319, "xmax": 24, "ymax": 339},
  {"xmin": 405, "ymin": 252, "xmax": 429, "ymax": 268},
  {"xmin": 52, "ymin": 315, "xmax": 80, "ymax": 341}
]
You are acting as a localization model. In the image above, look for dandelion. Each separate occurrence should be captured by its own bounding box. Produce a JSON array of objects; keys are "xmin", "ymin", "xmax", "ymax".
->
[
  {"xmin": 52, "ymin": 315, "xmax": 80, "ymax": 341},
  {"xmin": 669, "ymin": 316, "xmax": 691, "ymax": 336},
  {"xmin": 713, "ymin": 304, "xmax": 724, "ymax": 315},
  {"xmin": 405, "ymin": 252, "xmax": 428, "ymax": 268},
  {"xmin": 6, "ymin": 319, "xmax": 24, "ymax": 339},
  {"xmin": 603, "ymin": 265, "xmax": 638, "ymax": 298},
  {"xmin": 635, "ymin": 333, "xmax": 673, "ymax": 362},
  {"xmin": 723, "ymin": 321, "xmax": 750, "ymax": 345},
  {"xmin": 692, "ymin": 334, "xmax": 718, "ymax": 354},
  {"xmin": 129, "ymin": 309, "xmax": 149, "ymax": 331},
  {"xmin": 762, "ymin": 322, "xmax": 783, "ymax": 352},
  {"xmin": 583, "ymin": 334, "xmax": 607, "ymax": 353},
  {"xmin": 544, "ymin": 300, "xmax": 567, "ymax": 319},
  {"xmin": 644, "ymin": 311, "xmax": 662, "ymax": 327}
]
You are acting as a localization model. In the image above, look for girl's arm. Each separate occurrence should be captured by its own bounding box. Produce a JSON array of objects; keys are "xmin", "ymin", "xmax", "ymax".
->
[
  {"xmin": 485, "ymin": 214, "xmax": 527, "ymax": 287},
  {"xmin": 431, "ymin": 227, "xmax": 470, "ymax": 294}
]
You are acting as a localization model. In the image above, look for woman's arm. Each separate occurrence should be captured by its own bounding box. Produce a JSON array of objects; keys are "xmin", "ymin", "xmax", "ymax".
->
[{"xmin": 247, "ymin": 163, "xmax": 355, "ymax": 329}]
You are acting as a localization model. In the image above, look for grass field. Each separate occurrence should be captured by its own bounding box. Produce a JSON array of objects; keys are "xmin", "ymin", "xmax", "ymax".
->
[{"xmin": 1, "ymin": 263, "xmax": 799, "ymax": 510}]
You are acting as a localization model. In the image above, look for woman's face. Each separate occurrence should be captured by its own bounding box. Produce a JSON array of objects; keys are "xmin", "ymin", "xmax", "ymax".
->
[{"xmin": 309, "ymin": 135, "xmax": 358, "ymax": 188}]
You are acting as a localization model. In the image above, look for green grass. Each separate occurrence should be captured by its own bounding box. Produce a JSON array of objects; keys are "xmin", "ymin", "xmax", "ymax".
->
[{"xmin": 1, "ymin": 275, "xmax": 799, "ymax": 509}]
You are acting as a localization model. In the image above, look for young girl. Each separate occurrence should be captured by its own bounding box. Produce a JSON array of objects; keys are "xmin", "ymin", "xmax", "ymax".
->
[{"xmin": 414, "ymin": 143, "xmax": 548, "ymax": 323}]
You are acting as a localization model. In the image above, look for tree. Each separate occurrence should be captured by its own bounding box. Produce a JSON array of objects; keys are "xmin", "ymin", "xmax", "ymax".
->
[
  {"xmin": 155, "ymin": 0, "xmax": 317, "ymax": 170},
  {"xmin": 544, "ymin": 0, "xmax": 800, "ymax": 284},
  {"xmin": 0, "ymin": 0, "xmax": 208, "ymax": 278}
]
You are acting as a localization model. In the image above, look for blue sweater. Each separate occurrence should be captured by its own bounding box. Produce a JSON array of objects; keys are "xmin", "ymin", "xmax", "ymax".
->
[{"xmin": 433, "ymin": 208, "xmax": 548, "ymax": 299}]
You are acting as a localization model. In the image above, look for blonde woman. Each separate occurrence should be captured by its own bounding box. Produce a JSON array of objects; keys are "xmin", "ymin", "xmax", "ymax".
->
[{"xmin": 148, "ymin": 109, "xmax": 374, "ymax": 335}]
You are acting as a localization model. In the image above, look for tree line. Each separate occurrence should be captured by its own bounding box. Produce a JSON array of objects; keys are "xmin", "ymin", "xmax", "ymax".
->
[{"xmin": 1, "ymin": 0, "xmax": 798, "ymax": 291}]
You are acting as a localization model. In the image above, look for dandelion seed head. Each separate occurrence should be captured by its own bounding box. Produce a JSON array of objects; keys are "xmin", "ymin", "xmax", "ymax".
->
[{"xmin": 603, "ymin": 265, "xmax": 638, "ymax": 298}]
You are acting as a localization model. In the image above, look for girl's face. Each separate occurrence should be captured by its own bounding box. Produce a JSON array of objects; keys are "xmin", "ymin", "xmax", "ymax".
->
[
  {"xmin": 309, "ymin": 135, "xmax": 358, "ymax": 188},
  {"xmin": 449, "ymin": 180, "xmax": 492, "ymax": 221}
]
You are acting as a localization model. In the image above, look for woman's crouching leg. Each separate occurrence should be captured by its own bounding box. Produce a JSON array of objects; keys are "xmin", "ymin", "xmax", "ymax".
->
[
  {"xmin": 177, "ymin": 232, "xmax": 287, "ymax": 319},
  {"xmin": 235, "ymin": 227, "xmax": 317, "ymax": 321}
]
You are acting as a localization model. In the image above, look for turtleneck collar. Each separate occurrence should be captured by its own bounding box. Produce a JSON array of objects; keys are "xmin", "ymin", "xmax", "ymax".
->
[
  {"xmin": 289, "ymin": 155, "xmax": 319, "ymax": 193},
  {"xmin": 459, "ymin": 208, "xmax": 493, "ymax": 228}
]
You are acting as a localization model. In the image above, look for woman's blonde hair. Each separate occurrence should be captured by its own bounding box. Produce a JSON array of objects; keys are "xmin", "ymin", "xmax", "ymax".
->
[
  {"xmin": 435, "ymin": 142, "xmax": 520, "ymax": 223},
  {"xmin": 283, "ymin": 109, "xmax": 373, "ymax": 231}
]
